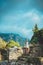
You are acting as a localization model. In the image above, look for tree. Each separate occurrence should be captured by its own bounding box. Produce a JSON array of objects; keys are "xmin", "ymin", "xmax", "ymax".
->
[
  {"xmin": 33, "ymin": 24, "xmax": 39, "ymax": 34},
  {"xmin": 31, "ymin": 24, "xmax": 43, "ymax": 44}
]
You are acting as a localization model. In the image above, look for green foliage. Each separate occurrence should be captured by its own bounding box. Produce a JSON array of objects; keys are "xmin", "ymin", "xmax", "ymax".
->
[
  {"xmin": 31, "ymin": 37, "xmax": 38, "ymax": 44},
  {"xmin": 6, "ymin": 40, "xmax": 20, "ymax": 48},
  {"xmin": 33, "ymin": 24, "xmax": 39, "ymax": 34},
  {"xmin": 0, "ymin": 38, "xmax": 7, "ymax": 49},
  {"xmin": 31, "ymin": 25, "xmax": 43, "ymax": 44}
]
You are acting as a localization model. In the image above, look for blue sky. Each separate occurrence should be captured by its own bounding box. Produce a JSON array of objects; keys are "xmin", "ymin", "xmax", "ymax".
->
[{"xmin": 0, "ymin": 0, "xmax": 43, "ymax": 39}]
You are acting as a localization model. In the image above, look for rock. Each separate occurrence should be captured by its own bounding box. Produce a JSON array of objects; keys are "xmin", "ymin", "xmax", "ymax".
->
[{"xmin": 9, "ymin": 47, "xmax": 23, "ymax": 60}]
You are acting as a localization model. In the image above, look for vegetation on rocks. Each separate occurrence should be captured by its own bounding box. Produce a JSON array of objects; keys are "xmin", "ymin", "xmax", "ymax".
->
[
  {"xmin": 6, "ymin": 40, "xmax": 20, "ymax": 48},
  {"xmin": 0, "ymin": 38, "xmax": 7, "ymax": 49}
]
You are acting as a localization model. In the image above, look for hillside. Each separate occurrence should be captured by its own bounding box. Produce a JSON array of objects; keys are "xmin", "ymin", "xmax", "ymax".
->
[
  {"xmin": 30, "ymin": 24, "xmax": 43, "ymax": 44},
  {"xmin": 0, "ymin": 33, "xmax": 29, "ymax": 46},
  {"xmin": 0, "ymin": 38, "xmax": 7, "ymax": 49},
  {"xmin": 31, "ymin": 29, "xmax": 43, "ymax": 44}
]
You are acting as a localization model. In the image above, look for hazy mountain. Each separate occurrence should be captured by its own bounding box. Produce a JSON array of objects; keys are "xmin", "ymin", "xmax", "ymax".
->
[{"xmin": 0, "ymin": 33, "xmax": 29, "ymax": 46}]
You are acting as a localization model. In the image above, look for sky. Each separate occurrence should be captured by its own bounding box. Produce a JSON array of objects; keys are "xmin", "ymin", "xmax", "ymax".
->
[{"xmin": 0, "ymin": 0, "xmax": 43, "ymax": 39}]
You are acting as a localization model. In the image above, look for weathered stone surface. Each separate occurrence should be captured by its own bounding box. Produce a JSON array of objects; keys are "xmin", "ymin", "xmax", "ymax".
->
[
  {"xmin": 9, "ymin": 47, "xmax": 23, "ymax": 60},
  {"xmin": 29, "ymin": 44, "xmax": 43, "ymax": 57}
]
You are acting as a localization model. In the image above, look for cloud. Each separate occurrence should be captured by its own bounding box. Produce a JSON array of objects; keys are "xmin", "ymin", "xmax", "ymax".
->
[
  {"xmin": 20, "ymin": 28, "xmax": 32, "ymax": 38},
  {"xmin": 21, "ymin": 28, "xmax": 32, "ymax": 35},
  {"xmin": 31, "ymin": 13, "xmax": 40, "ymax": 24},
  {"xmin": 2, "ymin": 9, "xmax": 43, "ymax": 25},
  {"xmin": 21, "ymin": 10, "xmax": 43, "ymax": 24}
]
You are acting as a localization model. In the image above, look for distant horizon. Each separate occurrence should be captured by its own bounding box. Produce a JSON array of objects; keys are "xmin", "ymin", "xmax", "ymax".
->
[{"xmin": 0, "ymin": 32, "xmax": 31, "ymax": 39}]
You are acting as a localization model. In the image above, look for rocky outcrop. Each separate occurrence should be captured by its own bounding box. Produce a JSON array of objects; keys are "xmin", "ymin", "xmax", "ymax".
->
[
  {"xmin": 9, "ymin": 47, "xmax": 23, "ymax": 61},
  {"xmin": 29, "ymin": 44, "xmax": 43, "ymax": 57}
]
